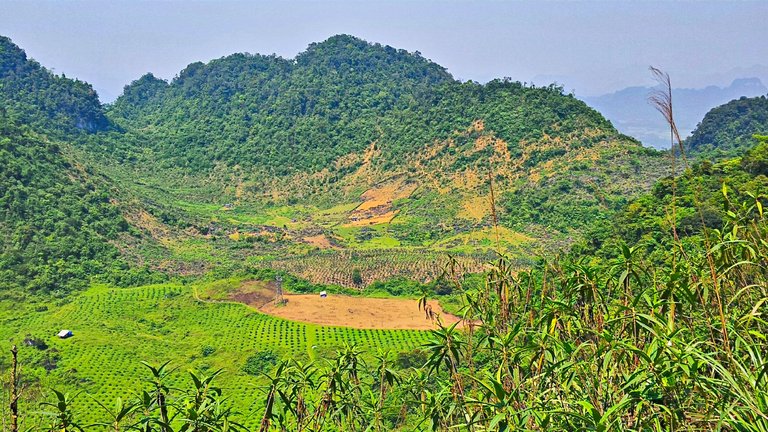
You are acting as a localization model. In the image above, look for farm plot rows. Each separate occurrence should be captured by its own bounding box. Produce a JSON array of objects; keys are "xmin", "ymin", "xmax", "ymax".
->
[
  {"xmin": 253, "ymin": 249, "xmax": 490, "ymax": 287},
  {"xmin": 0, "ymin": 283, "xmax": 430, "ymax": 430}
]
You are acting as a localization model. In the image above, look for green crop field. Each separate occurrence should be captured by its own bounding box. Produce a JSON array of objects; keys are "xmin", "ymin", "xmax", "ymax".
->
[{"xmin": 0, "ymin": 283, "xmax": 431, "ymax": 430}]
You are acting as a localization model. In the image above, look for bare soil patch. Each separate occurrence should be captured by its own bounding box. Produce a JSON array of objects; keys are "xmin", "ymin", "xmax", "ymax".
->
[
  {"xmin": 255, "ymin": 294, "xmax": 461, "ymax": 330},
  {"xmin": 227, "ymin": 280, "xmax": 277, "ymax": 308},
  {"xmin": 346, "ymin": 178, "xmax": 417, "ymax": 226},
  {"xmin": 230, "ymin": 289, "xmax": 275, "ymax": 309},
  {"xmin": 302, "ymin": 234, "xmax": 337, "ymax": 249}
]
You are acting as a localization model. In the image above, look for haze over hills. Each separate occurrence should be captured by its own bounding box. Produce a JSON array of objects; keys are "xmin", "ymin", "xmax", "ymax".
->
[{"xmin": 583, "ymin": 77, "xmax": 767, "ymax": 149}]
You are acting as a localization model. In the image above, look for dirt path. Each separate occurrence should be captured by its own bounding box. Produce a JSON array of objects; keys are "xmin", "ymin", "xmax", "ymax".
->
[{"xmin": 257, "ymin": 294, "xmax": 461, "ymax": 330}]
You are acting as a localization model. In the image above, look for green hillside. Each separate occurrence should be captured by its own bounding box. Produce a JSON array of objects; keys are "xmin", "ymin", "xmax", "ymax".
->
[
  {"xmin": 0, "ymin": 36, "xmax": 110, "ymax": 136},
  {"xmin": 100, "ymin": 35, "xmax": 666, "ymax": 281},
  {"xmin": 0, "ymin": 113, "xmax": 130, "ymax": 295},
  {"xmin": 108, "ymin": 34, "xmax": 631, "ymax": 177},
  {"xmin": 686, "ymin": 94, "xmax": 768, "ymax": 158},
  {"xmin": 2, "ymin": 139, "xmax": 765, "ymax": 431},
  {"xmin": 0, "ymin": 30, "xmax": 767, "ymax": 432}
]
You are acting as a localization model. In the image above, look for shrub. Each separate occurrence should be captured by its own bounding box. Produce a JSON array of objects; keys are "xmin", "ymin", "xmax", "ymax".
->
[
  {"xmin": 351, "ymin": 268, "xmax": 363, "ymax": 285},
  {"xmin": 242, "ymin": 350, "xmax": 278, "ymax": 376},
  {"xmin": 395, "ymin": 348, "xmax": 428, "ymax": 369},
  {"xmin": 433, "ymin": 279, "xmax": 453, "ymax": 296}
]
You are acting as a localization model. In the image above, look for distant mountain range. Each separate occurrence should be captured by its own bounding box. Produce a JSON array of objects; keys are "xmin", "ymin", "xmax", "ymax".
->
[{"xmin": 583, "ymin": 78, "xmax": 768, "ymax": 149}]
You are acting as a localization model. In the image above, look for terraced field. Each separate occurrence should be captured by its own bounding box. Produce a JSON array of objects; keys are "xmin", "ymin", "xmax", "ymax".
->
[
  {"xmin": 251, "ymin": 249, "xmax": 493, "ymax": 287},
  {"xmin": 0, "ymin": 283, "xmax": 432, "ymax": 430}
]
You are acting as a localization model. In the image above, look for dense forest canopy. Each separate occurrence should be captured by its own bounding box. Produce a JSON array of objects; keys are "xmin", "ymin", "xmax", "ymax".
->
[
  {"xmin": 107, "ymin": 34, "xmax": 619, "ymax": 175},
  {"xmin": 0, "ymin": 112, "xmax": 126, "ymax": 295}
]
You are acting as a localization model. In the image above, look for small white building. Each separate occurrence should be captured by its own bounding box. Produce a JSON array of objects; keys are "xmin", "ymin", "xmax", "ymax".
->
[{"xmin": 57, "ymin": 330, "xmax": 73, "ymax": 339}]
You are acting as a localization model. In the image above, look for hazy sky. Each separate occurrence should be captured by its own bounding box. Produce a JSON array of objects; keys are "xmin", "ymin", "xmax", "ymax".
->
[{"xmin": 1, "ymin": 0, "xmax": 767, "ymax": 102}]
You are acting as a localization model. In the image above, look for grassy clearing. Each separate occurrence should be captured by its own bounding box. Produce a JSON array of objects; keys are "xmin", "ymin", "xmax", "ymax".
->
[
  {"xmin": 430, "ymin": 226, "xmax": 533, "ymax": 252},
  {"xmin": 313, "ymin": 202, "xmax": 360, "ymax": 227},
  {"xmin": 161, "ymin": 238, "xmax": 219, "ymax": 262}
]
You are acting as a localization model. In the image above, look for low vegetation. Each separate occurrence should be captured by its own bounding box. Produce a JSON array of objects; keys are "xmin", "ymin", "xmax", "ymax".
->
[
  {"xmin": 0, "ymin": 282, "xmax": 433, "ymax": 430},
  {"xmin": 252, "ymin": 249, "xmax": 492, "ymax": 289}
]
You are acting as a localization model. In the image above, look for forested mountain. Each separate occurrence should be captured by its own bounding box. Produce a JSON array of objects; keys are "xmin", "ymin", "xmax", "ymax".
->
[
  {"xmin": 0, "ymin": 112, "xmax": 127, "ymax": 295},
  {"xmin": 109, "ymin": 34, "xmax": 625, "ymax": 174},
  {"xmin": 0, "ymin": 36, "xmax": 111, "ymax": 137},
  {"xmin": 0, "ymin": 37, "xmax": 157, "ymax": 296},
  {"xmin": 685, "ymin": 95, "xmax": 768, "ymax": 158},
  {"xmin": 109, "ymin": 34, "xmax": 456, "ymax": 172},
  {"xmin": 0, "ymin": 36, "xmax": 122, "ymax": 295},
  {"xmin": 106, "ymin": 34, "xmax": 665, "ymax": 237},
  {"xmin": 0, "ymin": 34, "xmax": 667, "ymax": 295}
]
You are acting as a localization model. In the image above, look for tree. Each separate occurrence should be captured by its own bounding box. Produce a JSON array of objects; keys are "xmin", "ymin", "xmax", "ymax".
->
[{"xmin": 351, "ymin": 268, "xmax": 363, "ymax": 286}]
